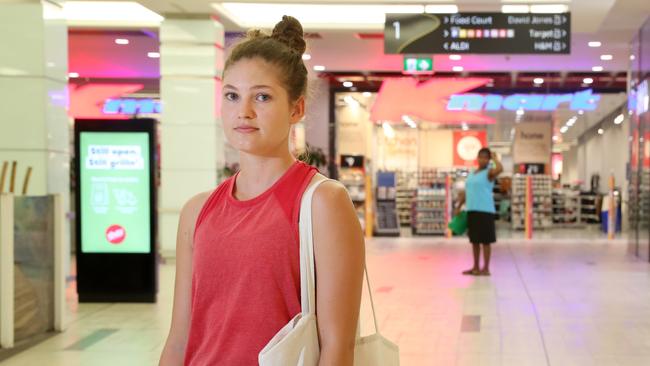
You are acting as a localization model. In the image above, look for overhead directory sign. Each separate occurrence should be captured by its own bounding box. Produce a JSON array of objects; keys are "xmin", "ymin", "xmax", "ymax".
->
[
  {"xmin": 385, "ymin": 12, "xmax": 570, "ymax": 54},
  {"xmin": 80, "ymin": 131, "xmax": 151, "ymax": 253}
]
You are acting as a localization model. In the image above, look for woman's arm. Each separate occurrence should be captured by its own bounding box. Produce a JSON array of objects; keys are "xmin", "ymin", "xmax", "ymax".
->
[
  {"xmin": 159, "ymin": 192, "xmax": 210, "ymax": 366},
  {"xmin": 311, "ymin": 179, "xmax": 365, "ymax": 366},
  {"xmin": 454, "ymin": 190, "xmax": 466, "ymax": 216},
  {"xmin": 488, "ymin": 153, "xmax": 503, "ymax": 181}
]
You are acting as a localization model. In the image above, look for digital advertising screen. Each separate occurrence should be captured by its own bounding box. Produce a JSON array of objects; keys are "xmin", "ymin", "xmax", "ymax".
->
[{"xmin": 79, "ymin": 131, "xmax": 151, "ymax": 254}]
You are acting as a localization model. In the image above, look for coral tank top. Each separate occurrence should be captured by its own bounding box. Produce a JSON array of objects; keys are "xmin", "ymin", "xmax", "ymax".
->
[{"xmin": 183, "ymin": 161, "xmax": 318, "ymax": 365}]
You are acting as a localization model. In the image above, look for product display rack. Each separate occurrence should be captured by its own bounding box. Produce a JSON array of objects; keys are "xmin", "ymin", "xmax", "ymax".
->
[
  {"xmin": 580, "ymin": 192, "xmax": 601, "ymax": 224},
  {"xmin": 552, "ymin": 188, "xmax": 582, "ymax": 226},
  {"xmin": 412, "ymin": 175, "xmax": 449, "ymax": 235},
  {"xmin": 629, "ymin": 169, "xmax": 650, "ymax": 229},
  {"xmin": 374, "ymin": 171, "xmax": 400, "ymax": 236},
  {"xmin": 511, "ymin": 174, "xmax": 553, "ymax": 230},
  {"xmin": 396, "ymin": 171, "xmax": 417, "ymax": 227}
]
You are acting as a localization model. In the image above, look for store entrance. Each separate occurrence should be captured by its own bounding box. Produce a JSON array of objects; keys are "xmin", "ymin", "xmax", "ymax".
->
[{"xmin": 329, "ymin": 74, "xmax": 628, "ymax": 241}]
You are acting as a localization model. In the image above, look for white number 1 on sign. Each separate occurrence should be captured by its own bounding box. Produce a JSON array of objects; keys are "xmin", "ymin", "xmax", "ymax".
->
[{"xmin": 393, "ymin": 21, "xmax": 400, "ymax": 39}]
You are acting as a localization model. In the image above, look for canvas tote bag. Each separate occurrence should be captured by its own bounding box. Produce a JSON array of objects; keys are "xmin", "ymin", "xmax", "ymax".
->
[{"xmin": 259, "ymin": 178, "xmax": 400, "ymax": 365}]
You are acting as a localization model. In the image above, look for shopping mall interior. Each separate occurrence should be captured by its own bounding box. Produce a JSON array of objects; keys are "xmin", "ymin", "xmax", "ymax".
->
[{"xmin": 0, "ymin": 0, "xmax": 650, "ymax": 365}]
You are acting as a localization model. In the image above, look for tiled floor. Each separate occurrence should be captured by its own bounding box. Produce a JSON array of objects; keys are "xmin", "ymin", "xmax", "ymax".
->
[{"xmin": 2, "ymin": 231, "xmax": 650, "ymax": 365}]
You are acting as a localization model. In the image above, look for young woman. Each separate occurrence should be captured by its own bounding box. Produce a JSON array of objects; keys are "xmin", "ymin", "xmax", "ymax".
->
[
  {"xmin": 159, "ymin": 16, "xmax": 365, "ymax": 366},
  {"xmin": 455, "ymin": 148, "xmax": 503, "ymax": 276}
]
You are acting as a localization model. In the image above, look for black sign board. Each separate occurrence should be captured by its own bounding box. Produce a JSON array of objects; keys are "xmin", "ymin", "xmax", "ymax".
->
[
  {"xmin": 385, "ymin": 13, "xmax": 570, "ymax": 54},
  {"xmin": 340, "ymin": 154, "xmax": 365, "ymax": 168}
]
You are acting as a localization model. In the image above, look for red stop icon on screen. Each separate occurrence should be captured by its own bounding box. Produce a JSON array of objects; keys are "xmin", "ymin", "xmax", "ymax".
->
[{"xmin": 106, "ymin": 225, "xmax": 126, "ymax": 244}]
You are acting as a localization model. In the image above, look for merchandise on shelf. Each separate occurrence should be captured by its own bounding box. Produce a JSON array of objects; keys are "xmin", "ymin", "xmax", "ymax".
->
[
  {"xmin": 374, "ymin": 171, "xmax": 400, "ymax": 236},
  {"xmin": 510, "ymin": 174, "xmax": 553, "ymax": 230},
  {"xmin": 396, "ymin": 171, "xmax": 418, "ymax": 227},
  {"xmin": 629, "ymin": 168, "xmax": 649, "ymax": 229},
  {"xmin": 412, "ymin": 175, "xmax": 450, "ymax": 235},
  {"xmin": 552, "ymin": 188, "xmax": 582, "ymax": 226},
  {"xmin": 580, "ymin": 192, "xmax": 602, "ymax": 224}
]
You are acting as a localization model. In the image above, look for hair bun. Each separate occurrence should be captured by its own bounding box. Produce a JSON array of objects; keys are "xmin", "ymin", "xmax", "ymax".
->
[
  {"xmin": 246, "ymin": 29, "xmax": 268, "ymax": 39},
  {"xmin": 271, "ymin": 15, "xmax": 306, "ymax": 55}
]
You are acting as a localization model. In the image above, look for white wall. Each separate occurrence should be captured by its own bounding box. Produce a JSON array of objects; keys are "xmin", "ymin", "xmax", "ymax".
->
[{"xmin": 563, "ymin": 117, "xmax": 629, "ymax": 194}]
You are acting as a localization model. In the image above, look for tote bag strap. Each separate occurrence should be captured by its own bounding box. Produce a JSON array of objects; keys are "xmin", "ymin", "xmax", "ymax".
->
[
  {"xmin": 298, "ymin": 177, "xmax": 330, "ymax": 314},
  {"xmin": 300, "ymin": 178, "xmax": 382, "ymax": 335}
]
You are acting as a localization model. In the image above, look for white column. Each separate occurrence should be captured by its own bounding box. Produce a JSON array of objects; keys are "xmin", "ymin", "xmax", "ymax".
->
[
  {"xmin": 0, "ymin": 1, "xmax": 70, "ymax": 260},
  {"xmin": 159, "ymin": 16, "xmax": 225, "ymax": 257}
]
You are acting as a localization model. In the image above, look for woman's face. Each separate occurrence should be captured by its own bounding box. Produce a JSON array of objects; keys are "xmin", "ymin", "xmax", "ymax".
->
[{"xmin": 221, "ymin": 57, "xmax": 304, "ymax": 157}]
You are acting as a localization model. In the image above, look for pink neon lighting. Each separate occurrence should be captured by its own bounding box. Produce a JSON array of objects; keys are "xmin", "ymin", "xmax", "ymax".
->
[{"xmin": 370, "ymin": 77, "xmax": 493, "ymax": 124}]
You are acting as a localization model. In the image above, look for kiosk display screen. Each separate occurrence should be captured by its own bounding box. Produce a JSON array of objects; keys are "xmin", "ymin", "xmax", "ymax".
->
[{"xmin": 79, "ymin": 132, "xmax": 151, "ymax": 254}]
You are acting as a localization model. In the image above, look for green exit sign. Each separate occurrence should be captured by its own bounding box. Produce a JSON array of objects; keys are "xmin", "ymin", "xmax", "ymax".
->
[{"xmin": 403, "ymin": 56, "xmax": 433, "ymax": 73}]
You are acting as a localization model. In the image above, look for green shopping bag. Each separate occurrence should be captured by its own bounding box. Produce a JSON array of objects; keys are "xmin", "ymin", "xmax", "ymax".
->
[{"xmin": 448, "ymin": 211, "xmax": 468, "ymax": 235}]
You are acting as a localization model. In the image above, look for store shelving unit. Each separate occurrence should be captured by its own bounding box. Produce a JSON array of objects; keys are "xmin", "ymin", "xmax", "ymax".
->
[
  {"xmin": 580, "ymin": 192, "xmax": 601, "ymax": 224},
  {"xmin": 374, "ymin": 171, "xmax": 400, "ymax": 236},
  {"xmin": 396, "ymin": 171, "xmax": 417, "ymax": 227},
  {"xmin": 630, "ymin": 169, "xmax": 650, "ymax": 229},
  {"xmin": 412, "ymin": 176, "xmax": 449, "ymax": 235},
  {"xmin": 511, "ymin": 174, "xmax": 553, "ymax": 230},
  {"xmin": 552, "ymin": 189, "xmax": 582, "ymax": 226}
]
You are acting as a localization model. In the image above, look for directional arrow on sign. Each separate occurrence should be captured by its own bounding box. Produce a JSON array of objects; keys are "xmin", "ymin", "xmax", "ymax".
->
[{"xmin": 419, "ymin": 59, "xmax": 431, "ymax": 70}]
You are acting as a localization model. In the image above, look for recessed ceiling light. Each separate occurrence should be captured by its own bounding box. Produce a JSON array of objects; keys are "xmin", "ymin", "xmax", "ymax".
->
[
  {"xmin": 530, "ymin": 4, "xmax": 569, "ymax": 13},
  {"xmin": 567, "ymin": 117, "xmax": 577, "ymax": 126},
  {"xmin": 63, "ymin": 2, "xmax": 163, "ymax": 27},
  {"xmin": 560, "ymin": 126, "xmax": 568, "ymax": 134},
  {"xmin": 424, "ymin": 5, "xmax": 458, "ymax": 13},
  {"xmin": 578, "ymin": 110, "xmax": 584, "ymax": 115},
  {"xmin": 462, "ymin": 123, "xmax": 469, "ymax": 131},
  {"xmin": 600, "ymin": 54, "xmax": 613, "ymax": 61},
  {"xmin": 592, "ymin": 66, "xmax": 603, "ymax": 72},
  {"xmin": 115, "ymin": 38, "xmax": 129, "ymax": 45},
  {"xmin": 214, "ymin": 3, "xmax": 425, "ymax": 30},
  {"xmin": 533, "ymin": 78, "xmax": 544, "ymax": 85},
  {"xmin": 302, "ymin": 54, "xmax": 311, "ymax": 61},
  {"xmin": 147, "ymin": 52, "xmax": 160, "ymax": 58},
  {"xmin": 501, "ymin": 5, "xmax": 530, "ymax": 13},
  {"xmin": 453, "ymin": 66, "xmax": 464, "ymax": 72},
  {"xmin": 583, "ymin": 77, "xmax": 594, "ymax": 84},
  {"xmin": 630, "ymin": 55, "xmax": 636, "ymax": 60},
  {"xmin": 343, "ymin": 81, "xmax": 353, "ymax": 88},
  {"xmin": 516, "ymin": 108, "xmax": 525, "ymax": 116},
  {"xmin": 552, "ymin": 135, "xmax": 559, "ymax": 142},
  {"xmin": 588, "ymin": 41, "xmax": 602, "ymax": 48},
  {"xmin": 313, "ymin": 65, "xmax": 326, "ymax": 71},
  {"xmin": 598, "ymin": 128, "xmax": 604, "ymax": 135},
  {"xmin": 362, "ymin": 92, "xmax": 372, "ymax": 97},
  {"xmin": 68, "ymin": 72, "xmax": 79, "ymax": 78},
  {"xmin": 449, "ymin": 55, "xmax": 462, "ymax": 61},
  {"xmin": 614, "ymin": 114, "xmax": 624, "ymax": 125}
]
